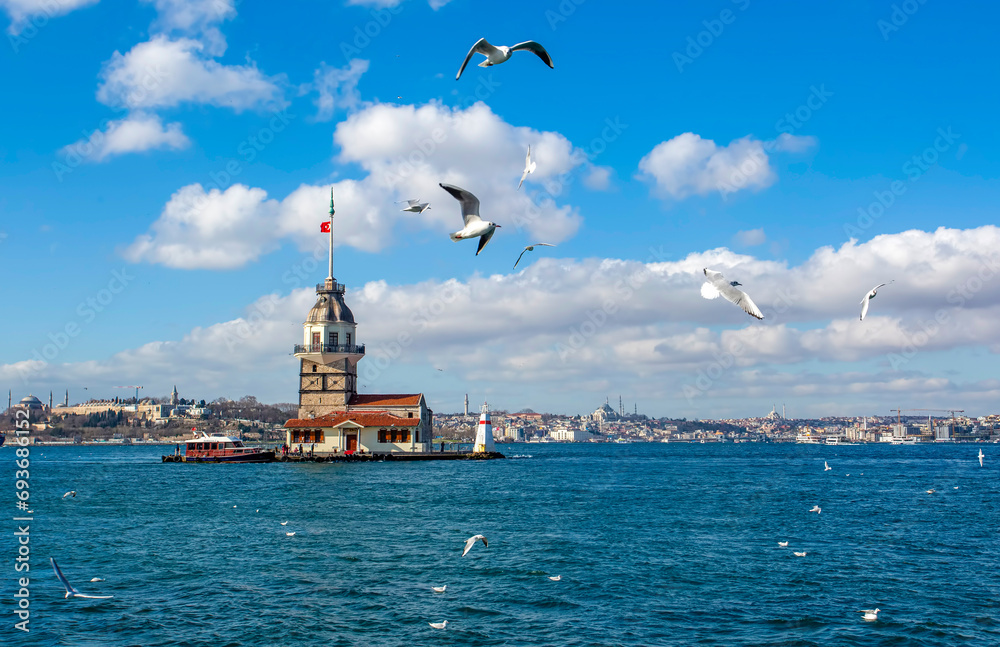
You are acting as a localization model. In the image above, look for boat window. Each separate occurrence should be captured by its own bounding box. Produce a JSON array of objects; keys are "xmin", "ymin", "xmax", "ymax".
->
[{"xmin": 234, "ymin": 440, "xmax": 244, "ymax": 447}]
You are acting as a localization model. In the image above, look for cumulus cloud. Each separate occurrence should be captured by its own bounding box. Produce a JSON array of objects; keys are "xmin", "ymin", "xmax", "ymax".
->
[
  {"xmin": 97, "ymin": 35, "xmax": 285, "ymax": 112},
  {"xmin": 583, "ymin": 165, "xmax": 612, "ymax": 191},
  {"xmin": 346, "ymin": 0, "xmax": 454, "ymax": 8},
  {"xmin": 309, "ymin": 59, "xmax": 369, "ymax": 121},
  {"xmin": 637, "ymin": 132, "xmax": 814, "ymax": 200},
  {"xmin": 1, "ymin": 0, "xmax": 97, "ymax": 35},
  {"xmin": 15, "ymin": 226, "xmax": 1000, "ymax": 417},
  {"xmin": 62, "ymin": 113, "xmax": 189, "ymax": 162},
  {"xmin": 126, "ymin": 101, "xmax": 592, "ymax": 268}
]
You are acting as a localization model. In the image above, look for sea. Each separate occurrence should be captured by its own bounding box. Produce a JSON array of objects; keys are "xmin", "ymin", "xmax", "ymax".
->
[{"xmin": 2, "ymin": 442, "xmax": 997, "ymax": 647}]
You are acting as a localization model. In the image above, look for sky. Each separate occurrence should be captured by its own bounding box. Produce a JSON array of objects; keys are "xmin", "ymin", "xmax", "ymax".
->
[{"xmin": 1, "ymin": 0, "xmax": 999, "ymax": 419}]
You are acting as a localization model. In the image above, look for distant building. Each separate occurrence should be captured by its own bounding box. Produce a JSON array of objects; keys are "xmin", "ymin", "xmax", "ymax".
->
[{"xmin": 591, "ymin": 401, "xmax": 619, "ymax": 423}]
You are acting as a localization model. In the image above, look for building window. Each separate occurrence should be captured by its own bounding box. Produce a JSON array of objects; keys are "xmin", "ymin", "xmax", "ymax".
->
[
  {"xmin": 330, "ymin": 332, "xmax": 338, "ymax": 346},
  {"xmin": 312, "ymin": 332, "xmax": 321, "ymax": 346},
  {"xmin": 312, "ymin": 365, "xmax": 317, "ymax": 373},
  {"xmin": 346, "ymin": 333, "xmax": 351, "ymax": 346},
  {"xmin": 408, "ymin": 412, "xmax": 413, "ymax": 418},
  {"xmin": 379, "ymin": 429, "xmax": 410, "ymax": 443}
]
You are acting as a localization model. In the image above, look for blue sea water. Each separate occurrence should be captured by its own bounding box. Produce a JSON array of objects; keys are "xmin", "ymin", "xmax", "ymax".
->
[{"xmin": 2, "ymin": 442, "xmax": 998, "ymax": 646}]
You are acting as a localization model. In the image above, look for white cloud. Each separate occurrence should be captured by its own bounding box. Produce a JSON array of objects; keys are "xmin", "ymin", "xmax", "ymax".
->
[
  {"xmin": 63, "ymin": 113, "xmax": 189, "ymax": 162},
  {"xmin": 637, "ymin": 132, "xmax": 814, "ymax": 200},
  {"xmin": 310, "ymin": 59, "xmax": 369, "ymax": 122},
  {"xmin": 346, "ymin": 0, "xmax": 454, "ymax": 8},
  {"xmin": 126, "ymin": 101, "xmax": 592, "ymax": 268},
  {"xmin": 2, "ymin": 0, "xmax": 97, "ymax": 34},
  {"xmin": 583, "ymin": 165, "xmax": 612, "ymax": 191},
  {"xmin": 734, "ymin": 228, "xmax": 766, "ymax": 247},
  {"xmin": 12, "ymin": 226, "xmax": 994, "ymax": 417},
  {"xmin": 96, "ymin": 35, "xmax": 285, "ymax": 112}
]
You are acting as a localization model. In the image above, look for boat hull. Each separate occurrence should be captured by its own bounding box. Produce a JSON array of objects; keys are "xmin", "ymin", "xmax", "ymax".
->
[{"xmin": 163, "ymin": 451, "xmax": 276, "ymax": 463}]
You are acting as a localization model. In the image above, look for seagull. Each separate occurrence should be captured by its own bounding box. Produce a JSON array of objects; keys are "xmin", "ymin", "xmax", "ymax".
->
[
  {"xmin": 286, "ymin": 532, "xmax": 296, "ymax": 537},
  {"xmin": 232, "ymin": 505, "xmax": 237, "ymax": 508},
  {"xmin": 428, "ymin": 620, "xmax": 449, "ymax": 630},
  {"xmin": 89, "ymin": 577, "xmax": 105, "ymax": 582},
  {"xmin": 50, "ymin": 559, "xmax": 114, "ymax": 600},
  {"xmin": 62, "ymin": 491, "xmax": 76, "ymax": 498},
  {"xmin": 440, "ymin": 184, "xmax": 500, "ymax": 255},
  {"xmin": 778, "ymin": 541, "xmax": 789, "ymax": 547},
  {"xmin": 548, "ymin": 575, "xmax": 561, "ymax": 581},
  {"xmin": 513, "ymin": 243, "xmax": 555, "ymax": 269},
  {"xmin": 926, "ymin": 489, "xmax": 935, "ymax": 494},
  {"xmin": 280, "ymin": 521, "xmax": 289, "ymax": 526},
  {"xmin": 860, "ymin": 281, "xmax": 893, "ymax": 321},
  {"xmin": 517, "ymin": 145, "xmax": 536, "ymax": 190},
  {"xmin": 462, "ymin": 534, "xmax": 488, "ymax": 557},
  {"xmin": 861, "ymin": 608, "xmax": 880, "ymax": 621},
  {"xmin": 701, "ymin": 268, "xmax": 764, "ymax": 320},
  {"xmin": 396, "ymin": 199, "xmax": 431, "ymax": 213},
  {"xmin": 824, "ymin": 461, "xmax": 831, "ymax": 471},
  {"xmin": 432, "ymin": 585, "xmax": 447, "ymax": 593},
  {"xmin": 793, "ymin": 552, "xmax": 807, "ymax": 557},
  {"xmin": 979, "ymin": 448, "xmax": 984, "ymax": 467},
  {"xmin": 456, "ymin": 38, "xmax": 554, "ymax": 80},
  {"xmin": 809, "ymin": 505, "xmax": 822, "ymax": 514}
]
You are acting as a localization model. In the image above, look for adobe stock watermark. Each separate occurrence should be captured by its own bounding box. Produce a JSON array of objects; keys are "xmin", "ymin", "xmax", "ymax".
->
[
  {"xmin": 339, "ymin": 5, "xmax": 404, "ymax": 60},
  {"xmin": 16, "ymin": 266, "xmax": 136, "ymax": 383},
  {"xmin": 887, "ymin": 256, "xmax": 1000, "ymax": 369},
  {"xmin": 512, "ymin": 116, "xmax": 627, "ymax": 233},
  {"xmin": 13, "ymin": 408, "xmax": 33, "ymax": 633},
  {"xmin": 385, "ymin": 128, "xmax": 447, "ymax": 188},
  {"xmin": 673, "ymin": 0, "xmax": 751, "ymax": 73},
  {"xmin": 682, "ymin": 286, "xmax": 797, "ymax": 404},
  {"xmin": 877, "ymin": 0, "xmax": 929, "ymax": 41},
  {"xmin": 718, "ymin": 84, "xmax": 833, "ymax": 201},
  {"xmin": 844, "ymin": 126, "xmax": 960, "ymax": 238},
  {"xmin": 555, "ymin": 245, "xmax": 670, "ymax": 362},
  {"xmin": 360, "ymin": 283, "xmax": 463, "ymax": 384},
  {"xmin": 545, "ymin": 0, "xmax": 588, "ymax": 30},
  {"xmin": 7, "ymin": 0, "xmax": 79, "ymax": 53}
]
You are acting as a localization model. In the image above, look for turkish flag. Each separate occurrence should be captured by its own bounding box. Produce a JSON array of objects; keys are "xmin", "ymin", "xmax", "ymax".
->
[{"xmin": 321, "ymin": 221, "xmax": 331, "ymax": 233}]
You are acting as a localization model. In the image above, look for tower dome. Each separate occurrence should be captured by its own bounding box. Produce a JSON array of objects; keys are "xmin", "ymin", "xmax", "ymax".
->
[{"xmin": 306, "ymin": 290, "xmax": 355, "ymax": 324}]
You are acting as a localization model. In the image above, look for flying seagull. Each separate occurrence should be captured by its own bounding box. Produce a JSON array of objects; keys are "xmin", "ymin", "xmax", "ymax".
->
[
  {"xmin": 861, "ymin": 608, "xmax": 880, "ymax": 621},
  {"xmin": 979, "ymin": 448, "xmax": 984, "ymax": 467},
  {"xmin": 397, "ymin": 199, "xmax": 431, "ymax": 213},
  {"xmin": 778, "ymin": 541, "xmax": 789, "ymax": 547},
  {"xmin": 517, "ymin": 145, "xmax": 536, "ymax": 190},
  {"xmin": 701, "ymin": 268, "xmax": 764, "ymax": 320},
  {"xmin": 548, "ymin": 575, "xmax": 561, "ymax": 581},
  {"xmin": 462, "ymin": 534, "xmax": 488, "ymax": 557},
  {"xmin": 62, "ymin": 491, "xmax": 76, "ymax": 498},
  {"xmin": 860, "ymin": 281, "xmax": 893, "ymax": 321},
  {"xmin": 432, "ymin": 585, "xmax": 447, "ymax": 593},
  {"xmin": 51, "ymin": 558, "xmax": 114, "ymax": 600},
  {"xmin": 440, "ymin": 184, "xmax": 500, "ymax": 255},
  {"xmin": 824, "ymin": 461, "xmax": 831, "ymax": 471},
  {"xmin": 456, "ymin": 38, "xmax": 554, "ymax": 80},
  {"xmin": 429, "ymin": 620, "xmax": 449, "ymax": 630},
  {"xmin": 513, "ymin": 243, "xmax": 555, "ymax": 269},
  {"xmin": 809, "ymin": 505, "xmax": 822, "ymax": 514}
]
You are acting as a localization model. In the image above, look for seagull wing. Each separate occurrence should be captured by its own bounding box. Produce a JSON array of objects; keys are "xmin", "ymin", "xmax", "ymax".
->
[
  {"xmin": 439, "ymin": 183, "xmax": 481, "ymax": 226},
  {"xmin": 510, "ymin": 41, "xmax": 554, "ymax": 68},
  {"xmin": 462, "ymin": 536, "xmax": 477, "ymax": 557},
  {"xmin": 860, "ymin": 293, "xmax": 871, "ymax": 321},
  {"xmin": 513, "ymin": 248, "xmax": 529, "ymax": 269},
  {"xmin": 73, "ymin": 593, "xmax": 115, "ymax": 599},
  {"xmin": 51, "ymin": 558, "xmax": 79, "ymax": 597},
  {"xmin": 718, "ymin": 283, "xmax": 764, "ymax": 320},
  {"xmin": 518, "ymin": 167, "xmax": 529, "ymax": 190},
  {"xmin": 456, "ymin": 38, "xmax": 498, "ymax": 80},
  {"xmin": 476, "ymin": 228, "xmax": 496, "ymax": 256}
]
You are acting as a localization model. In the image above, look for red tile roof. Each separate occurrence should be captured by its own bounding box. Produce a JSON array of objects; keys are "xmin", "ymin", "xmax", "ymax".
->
[
  {"xmin": 348, "ymin": 394, "xmax": 423, "ymax": 407},
  {"xmin": 285, "ymin": 411, "xmax": 420, "ymax": 429}
]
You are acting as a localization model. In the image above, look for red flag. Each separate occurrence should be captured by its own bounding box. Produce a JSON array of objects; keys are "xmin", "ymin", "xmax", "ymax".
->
[{"xmin": 321, "ymin": 221, "xmax": 331, "ymax": 233}]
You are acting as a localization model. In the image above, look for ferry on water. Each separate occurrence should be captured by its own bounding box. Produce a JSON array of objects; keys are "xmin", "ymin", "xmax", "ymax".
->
[{"xmin": 163, "ymin": 431, "xmax": 275, "ymax": 463}]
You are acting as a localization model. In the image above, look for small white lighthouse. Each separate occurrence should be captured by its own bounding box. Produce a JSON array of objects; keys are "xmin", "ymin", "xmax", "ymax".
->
[{"xmin": 474, "ymin": 402, "xmax": 496, "ymax": 454}]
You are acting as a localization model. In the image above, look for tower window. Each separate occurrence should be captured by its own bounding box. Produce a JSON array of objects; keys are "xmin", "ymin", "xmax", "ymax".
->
[
  {"xmin": 312, "ymin": 365, "xmax": 317, "ymax": 373},
  {"xmin": 346, "ymin": 333, "xmax": 351, "ymax": 346},
  {"xmin": 330, "ymin": 332, "xmax": 338, "ymax": 346}
]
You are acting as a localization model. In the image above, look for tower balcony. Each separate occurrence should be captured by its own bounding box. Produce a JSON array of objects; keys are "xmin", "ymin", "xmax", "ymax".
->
[
  {"xmin": 294, "ymin": 343, "xmax": 365, "ymax": 355},
  {"xmin": 317, "ymin": 281, "xmax": 346, "ymax": 294}
]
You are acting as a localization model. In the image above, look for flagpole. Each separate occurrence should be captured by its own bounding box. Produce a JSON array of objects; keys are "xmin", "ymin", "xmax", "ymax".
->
[{"xmin": 328, "ymin": 187, "xmax": 335, "ymax": 281}]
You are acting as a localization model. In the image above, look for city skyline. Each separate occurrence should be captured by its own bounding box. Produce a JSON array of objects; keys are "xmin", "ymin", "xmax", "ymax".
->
[{"xmin": 2, "ymin": 2, "xmax": 1000, "ymax": 418}]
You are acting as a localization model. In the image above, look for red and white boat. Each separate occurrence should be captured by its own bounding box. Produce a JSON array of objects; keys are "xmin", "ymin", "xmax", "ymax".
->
[{"xmin": 168, "ymin": 432, "xmax": 275, "ymax": 463}]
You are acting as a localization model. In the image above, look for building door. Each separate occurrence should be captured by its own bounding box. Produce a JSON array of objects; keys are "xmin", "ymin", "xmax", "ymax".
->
[
  {"xmin": 345, "ymin": 433, "xmax": 357, "ymax": 451},
  {"xmin": 312, "ymin": 332, "xmax": 321, "ymax": 348}
]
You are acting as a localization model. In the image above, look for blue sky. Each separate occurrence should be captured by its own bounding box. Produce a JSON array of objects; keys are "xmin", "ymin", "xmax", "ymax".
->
[{"xmin": 2, "ymin": 0, "xmax": 999, "ymax": 418}]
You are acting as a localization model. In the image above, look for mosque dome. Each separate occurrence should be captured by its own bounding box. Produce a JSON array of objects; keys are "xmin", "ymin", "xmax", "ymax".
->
[
  {"xmin": 306, "ymin": 291, "xmax": 355, "ymax": 324},
  {"xmin": 19, "ymin": 395, "xmax": 43, "ymax": 409}
]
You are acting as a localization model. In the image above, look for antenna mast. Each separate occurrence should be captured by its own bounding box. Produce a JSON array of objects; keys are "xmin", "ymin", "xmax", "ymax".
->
[{"xmin": 328, "ymin": 187, "xmax": 335, "ymax": 280}]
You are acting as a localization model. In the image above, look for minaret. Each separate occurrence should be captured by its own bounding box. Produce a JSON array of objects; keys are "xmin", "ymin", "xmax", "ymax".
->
[
  {"xmin": 464, "ymin": 394, "xmax": 469, "ymax": 416},
  {"xmin": 474, "ymin": 402, "xmax": 496, "ymax": 453},
  {"xmin": 64, "ymin": 389, "xmax": 68, "ymax": 407},
  {"xmin": 49, "ymin": 391, "xmax": 53, "ymax": 411},
  {"xmin": 294, "ymin": 188, "xmax": 366, "ymax": 418},
  {"xmin": 171, "ymin": 385, "xmax": 179, "ymax": 406},
  {"xmin": 782, "ymin": 404, "xmax": 786, "ymax": 420}
]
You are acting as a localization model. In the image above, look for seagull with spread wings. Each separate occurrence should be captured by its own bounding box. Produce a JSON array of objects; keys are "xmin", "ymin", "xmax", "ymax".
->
[
  {"xmin": 462, "ymin": 534, "xmax": 488, "ymax": 557},
  {"xmin": 396, "ymin": 199, "xmax": 431, "ymax": 213},
  {"xmin": 51, "ymin": 558, "xmax": 114, "ymax": 600},
  {"xmin": 513, "ymin": 243, "xmax": 555, "ymax": 269},
  {"xmin": 701, "ymin": 268, "xmax": 764, "ymax": 320},
  {"xmin": 518, "ymin": 145, "xmax": 536, "ymax": 190},
  {"xmin": 860, "ymin": 281, "xmax": 893, "ymax": 321},
  {"xmin": 440, "ymin": 184, "xmax": 500, "ymax": 256},
  {"xmin": 456, "ymin": 38, "xmax": 554, "ymax": 80}
]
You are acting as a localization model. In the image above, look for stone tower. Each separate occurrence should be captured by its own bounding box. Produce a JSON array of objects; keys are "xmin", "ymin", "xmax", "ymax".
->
[{"xmin": 294, "ymin": 189, "xmax": 366, "ymax": 418}]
